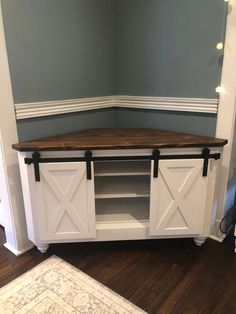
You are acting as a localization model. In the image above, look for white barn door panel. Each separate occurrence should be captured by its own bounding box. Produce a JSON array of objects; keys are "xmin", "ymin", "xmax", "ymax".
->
[
  {"xmin": 33, "ymin": 162, "xmax": 96, "ymax": 241},
  {"xmin": 149, "ymin": 159, "xmax": 208, "ymax": 236}
]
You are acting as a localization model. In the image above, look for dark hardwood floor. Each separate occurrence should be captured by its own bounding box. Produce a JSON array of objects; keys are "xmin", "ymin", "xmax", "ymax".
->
[{"xmin": 0, "ymin": 226, "xmax": 235, "ymax": 314}]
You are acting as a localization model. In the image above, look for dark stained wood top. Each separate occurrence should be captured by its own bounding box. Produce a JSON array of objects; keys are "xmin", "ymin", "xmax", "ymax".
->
[{"xmin": 12, "ymin": 128, "xmax": 228, "ymax": 152}]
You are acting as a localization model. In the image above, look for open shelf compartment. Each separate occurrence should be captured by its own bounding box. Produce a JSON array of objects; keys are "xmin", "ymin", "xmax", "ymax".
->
[
  {"xmin": 95, "ymin": 175, "xmax": 150, "ymax": 199},
  {"xmin": 94, "ymin": 160, "xmax": 151, "ymax": 177},
  {"xmin": 96, "ymin": 198, "xmax": 150, "ymax": 229}
]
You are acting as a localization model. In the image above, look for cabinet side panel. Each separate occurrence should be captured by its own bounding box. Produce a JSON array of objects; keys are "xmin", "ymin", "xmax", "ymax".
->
[
  {"xmin": 18, "ymin": 152, "xmax": 36, "ymax": 243},
  {"xmin": 204, "ymin": 160, "xmax": 218, "ymax": 238}
]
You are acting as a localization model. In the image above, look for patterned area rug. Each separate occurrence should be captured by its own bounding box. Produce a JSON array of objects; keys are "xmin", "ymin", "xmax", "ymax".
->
[{"xmin": 0, "ymin": 256, "xmax": 146, "ymax": 313}]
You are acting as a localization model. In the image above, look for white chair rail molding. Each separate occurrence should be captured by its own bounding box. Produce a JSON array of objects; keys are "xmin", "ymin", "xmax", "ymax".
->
[{"xmin": 14, "ymin": 96, "xmax": 219, "ymax": 120}]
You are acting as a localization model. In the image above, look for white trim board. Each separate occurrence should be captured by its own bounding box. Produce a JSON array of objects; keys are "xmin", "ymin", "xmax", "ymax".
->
[
  {"xmin": 0, "ymin": 1, "xmax": 32, "ymax": 255},
  {"xmin": 14, "ymin": 96, "xmax": 218, "ymax": 120},
  {"xmin": 213, "ymin": 0, "xmax": 236, "ymax": 241},
  {"xmin": 4, "ymin": 242, "xmax": 34, "ymax": 256}
]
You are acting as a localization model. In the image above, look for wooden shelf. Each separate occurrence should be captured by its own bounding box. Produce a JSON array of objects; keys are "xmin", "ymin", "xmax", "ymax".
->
[
  {"xmin": 94, "ymin": 160, "xmax": 150, "ymax": 177},
  {"xmin": 96, "ymin": 198, "xmax": 149, "ymax": 222},
  {"xmin": 95, "ymin": 176, "xmax": 150, "ymax": 199},
  {"xmin": 96, "ymin": 198, "xmax": 149, "ymax": 229}
]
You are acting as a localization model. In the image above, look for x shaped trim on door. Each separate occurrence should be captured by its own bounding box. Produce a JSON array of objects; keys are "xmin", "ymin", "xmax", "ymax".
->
[
  {"xmin": 41, "ymin": 164, "xmax": 89, "ymax": 235},
  {"xmin": 156, "ymin": 163, "xmax": 203, "ymax": 233}
]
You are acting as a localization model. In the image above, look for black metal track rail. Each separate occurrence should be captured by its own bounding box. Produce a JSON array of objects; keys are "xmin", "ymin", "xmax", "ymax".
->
[{"xmin": 25, "ymin": 149, "xmax": 221, "ymax": 182}]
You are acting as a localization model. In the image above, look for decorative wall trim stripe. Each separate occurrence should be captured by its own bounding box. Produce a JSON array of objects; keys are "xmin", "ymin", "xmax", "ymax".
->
[
  {"xmin": 15, "ymin": 95, "xmax": 218, "ymax": 120},
  {"xmin": 15, "ymin": 96, "xmax": 114, "ymax": 120},
  {"xmin": 114, "ymin": 96, "xmax": 218, "ymax": 114}
]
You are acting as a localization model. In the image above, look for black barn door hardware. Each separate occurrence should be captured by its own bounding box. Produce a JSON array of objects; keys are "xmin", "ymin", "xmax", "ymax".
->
[
  {"xmin": 85, "ymin": 151, "xmax": 92, "ymax": 180},
  {"xmin": 32, "ymin": 152, "xmax": 40, "ymax": 182},
  {"xmin": 25, "ymin": 149, "xmax": 221, "ymax": 182},
  {"xmin": 24, "ymin": 151, "xmax": 93, "ymax": 182},
  {"xmin": 153, "ymin": 149, "xmax": 160, "ymax": 178},
  {"xmin": 25, "ymin": 152, "xmax": 41, "ymax": 182},
  {"xmin": 155, "ymin": 148, "xmax": 220, "ymax": 178},
  {"xmin": 202, "ymin": 148, "xmax": 210, "ymax": 177}
]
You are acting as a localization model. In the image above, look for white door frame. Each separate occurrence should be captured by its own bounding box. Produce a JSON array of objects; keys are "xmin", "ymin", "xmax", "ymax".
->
[
  {"xmin": 213, "ymin": 0, "xmax": 236, "ymax": 240},
  {"xmin": 0, "ymin": 135, "xmax": 8, "ymax": 228},
  {"xmin": 0, "ymin": 2, "xmax": 33, "ymax": 255}
]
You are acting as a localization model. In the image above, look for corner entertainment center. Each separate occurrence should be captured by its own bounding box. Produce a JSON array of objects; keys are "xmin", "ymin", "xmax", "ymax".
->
[{"xmin": 12, "ymin": 128, "xmax": 227, "ymax": 253}]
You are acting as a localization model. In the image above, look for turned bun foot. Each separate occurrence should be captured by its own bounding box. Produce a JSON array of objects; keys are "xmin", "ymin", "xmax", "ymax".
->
[
  {"xmin": 193, "ymin": 237, "xmax": 206, "ymax": 247},
  {"xmin": 36, "ymin": 244, "xmax": 49, "ymax": 253}
]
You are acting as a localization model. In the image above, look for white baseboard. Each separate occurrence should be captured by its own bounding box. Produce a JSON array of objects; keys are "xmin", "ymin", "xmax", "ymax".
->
[
  {"xmin": 15, "ymin": 95, "xmax": 218, "ymax": 120},
  {"xmin": 4, "ymin": 242, "xmax": 34, "ymax": 256},
  {"xmin": 209, "ymin": 219, "xmax": 225, "ymax": 242},
  {"xmin": 209, "ymin": 235, "xmax": 224, "ymax": 243}
]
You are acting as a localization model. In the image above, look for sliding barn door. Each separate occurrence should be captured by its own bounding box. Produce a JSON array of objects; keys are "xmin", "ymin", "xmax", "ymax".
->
[
  {"xmin": 149, "ymin": 159, "xmax": 208, "ymax": 236},
  {"xmin": 33, "ymin": 162, "xmax": 96, "ymax": 241}
]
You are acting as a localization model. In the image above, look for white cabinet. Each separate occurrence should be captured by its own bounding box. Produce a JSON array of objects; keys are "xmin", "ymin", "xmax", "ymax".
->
[
  {"xmin": 30, "ymin": 162, "xmax": 96, "ymax": 244},
  {"xmin": 149, "ymin": 159, "xmax": 208, "ymax": 236},
  {"xmin": 18, "ymin": 148, "xmax": 219, "ymax": 253}
]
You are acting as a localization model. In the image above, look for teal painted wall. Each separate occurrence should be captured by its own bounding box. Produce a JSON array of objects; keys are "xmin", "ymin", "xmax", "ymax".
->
[
  {"xmin": 2, "ymin": 0, "xmax": 227, "ymax": 103},
  {"xmin": 17, "ymin": 108, "xmax": 216, "ymax": 141},
  {"xmin": 2, "ymin": 0, "xmax": 115, "ymax": 103},
  {"xmin": 17, "ymin": 109, "xmax": 117, "ymax": 141},
  {"xmin": 116, "ymin": 109, "xmax": 217, "ymax": 137},
  {"xmin": 2, "ymin": 0, "xmax": 226, "ymax": 140},
  {"xmin": 115, "ymin": 0, "xmax": 227, "ymax": 98}
]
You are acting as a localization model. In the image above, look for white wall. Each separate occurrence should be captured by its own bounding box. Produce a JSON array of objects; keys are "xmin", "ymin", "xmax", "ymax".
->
[
  {"xmin": 0, "ymin": 204, "xmax": 4, "ymax": 227},
  {"xmin": 0, "ymin": 145, "xmax": 6, "ymax": 227}
]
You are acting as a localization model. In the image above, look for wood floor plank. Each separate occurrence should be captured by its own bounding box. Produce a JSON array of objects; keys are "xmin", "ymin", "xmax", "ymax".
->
[{"xmin": 0, "ymin": 226, "xmax": 235, "ymax": 314}]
